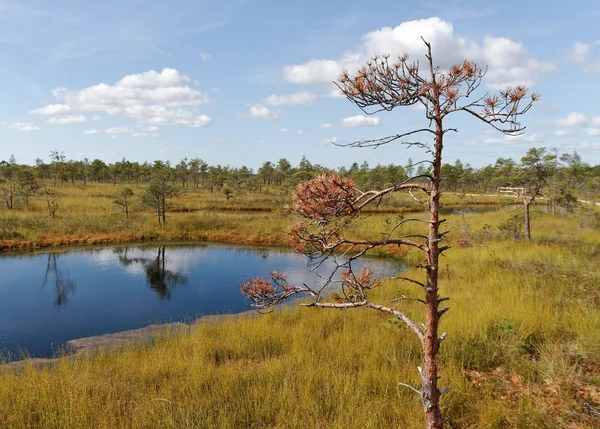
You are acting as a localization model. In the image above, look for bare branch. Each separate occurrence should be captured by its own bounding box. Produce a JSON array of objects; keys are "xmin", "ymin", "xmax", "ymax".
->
[
  {"xmin": 365, "ymin": 301, "xmax": 424, "ymax": 342},
  {"xmin": 392, "ymin": 276, "xmax": 427, "ymax": 290},
  {"xmin": 438, "ymin": 307, "xmax": 450, "ymax": 317},
  {"xmin": 392, "ymin": 295, "xmax": 426, "ymax": 305},
  {"xmin": 303, "ymin": 300, "xmax": 368, "ymax": 309},
  {"xmin": 333, "ymin": 128, "xmax": 435, "ymax": 149},
  {"xmin": 399, "ymin": 383, "xmax": 422, "ymax": 396}
]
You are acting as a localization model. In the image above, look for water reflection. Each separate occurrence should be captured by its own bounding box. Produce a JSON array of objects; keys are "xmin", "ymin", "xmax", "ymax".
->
[
  {"xmin": 114, "ymin": 246, "xmax": 188, "ymax": 300},
  {"xmin": 0, "ymin": 243, "xmax": 402, "ymax": 360},
  {"xmin": 42, "ymin": 254, "xmax": 76, "ymax": 307}
]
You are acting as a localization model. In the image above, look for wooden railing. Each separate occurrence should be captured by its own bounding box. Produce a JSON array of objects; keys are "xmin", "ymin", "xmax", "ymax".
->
[{"xmin": 497, "ymin": 187, "xmax": 525, "ymax": 196}]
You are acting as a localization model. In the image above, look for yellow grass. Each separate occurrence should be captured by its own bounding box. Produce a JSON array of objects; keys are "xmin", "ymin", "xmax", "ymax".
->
[{"xmin": 0, "ymin": 184, "xmax": 599, "ymax": 428}]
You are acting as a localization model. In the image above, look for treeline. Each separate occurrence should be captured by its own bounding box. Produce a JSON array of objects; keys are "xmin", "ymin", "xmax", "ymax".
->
[{"xmin": 1, "ymin": 148, "xmax": 599, "ymax": 212}]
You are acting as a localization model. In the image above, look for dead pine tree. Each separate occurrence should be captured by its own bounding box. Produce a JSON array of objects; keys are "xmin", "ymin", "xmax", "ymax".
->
[{"xmin": 241, "ymin": 39, "xmax": 538, "ymax": 429}]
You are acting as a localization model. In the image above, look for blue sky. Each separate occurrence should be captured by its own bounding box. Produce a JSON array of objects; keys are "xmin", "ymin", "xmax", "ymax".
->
[{"xmin": 0, "ymin": 0, "xmax": 599, "ymax": 169}]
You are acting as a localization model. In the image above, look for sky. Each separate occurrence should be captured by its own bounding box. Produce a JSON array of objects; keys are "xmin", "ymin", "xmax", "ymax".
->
[{"xmin": 0, "ymin": 0, "xmax": 599, "ymax": 170}]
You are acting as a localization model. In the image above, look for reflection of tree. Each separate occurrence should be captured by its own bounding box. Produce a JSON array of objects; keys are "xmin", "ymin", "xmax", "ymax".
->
[
  {"xmin": 115, "ymin": 246, "xmax": 187, "ymax": 300},
  {"xmin": 42, "ymin": 254, "xmax": 76, "ymax": 307},
  {"xmin": 234, "ymin": 248, "xmax": 270, "ymax": 259}
]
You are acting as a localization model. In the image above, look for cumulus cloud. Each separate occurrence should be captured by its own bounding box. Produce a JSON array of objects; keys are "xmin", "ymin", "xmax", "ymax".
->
[
  {"xmin": 341, "ymin": 115, "xmax": 381, "ymax": 128},
  {"xmin": 283, "ymin": 17, "xmax": 554, "ymax": 89},
  {"xmin": 284, "ymin": 53, "xmax": 361, "ymax": 85},
  {"xmin": 31, "ymin": 68, "xmax": 212, "ymax": 128},
  {"xmin": 319, "ymin": 122, "xmax": 333, "ymax": 128},
  {"xmin": 8, "ymin": 122, "xmax": 40, "ymax": 132},
  {"xmin": 30, "ymin": 104, "xmax": 71, "ymax": 115},
  {"xmin": 568, "ymin": 42, "xmax": 600, "ymax": 73},
  {"xmin": 553, "ymin": 129, "xmax": 571, "ymax": 137},
  {"xmin": 585, "ymin": 128, "xmax": 600, "ymax": 136},
  {"xmin": 106, "ymin": 126, "xmax": 132, "ymax": 135},
  {"xmin": 47, "ymin": 115, "xmax": 88, "ymax": 125},
  {"xmin": 570, "ymin": 42, "xmax": 591, "ymax": 63},
  {"xmin": 262, "ymin": 91, "xmax": 318, "ymax": 106},
  {"xmin": 247, "ymin": 104, "xmax": 279, "ymax": 119},
  {"xmin": 470, "ymin": 133, "xmax": 543, "ymax": 146},
  {"xmin": 553, "ymin": 112, "xmax": 600, "ymax": 127},
  {"xmin": 82, "ymin": 125, "xmax": 159, "ymax": 138},
  {"xmin": 564, "ymin": 141, "xmax": 600, "ymax": 154}
]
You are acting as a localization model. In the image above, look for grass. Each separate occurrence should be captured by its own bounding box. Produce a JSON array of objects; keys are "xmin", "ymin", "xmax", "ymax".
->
[
  {"xmin": 1, "ymin": 184, "xmax": 599, "ymax": 427},
  {"xmin": 0, "ymin": 183, "xmax": 511, "ymax": 251}
]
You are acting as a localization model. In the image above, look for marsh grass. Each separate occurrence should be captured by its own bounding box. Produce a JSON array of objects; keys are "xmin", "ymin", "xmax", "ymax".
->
[
  {"xmin": 0, "ymin": 183, "xmax": 513, "ymax": 251},
  {"xmin": 0, "ymin": 184, "xmax": 599, "ymax": 427}
]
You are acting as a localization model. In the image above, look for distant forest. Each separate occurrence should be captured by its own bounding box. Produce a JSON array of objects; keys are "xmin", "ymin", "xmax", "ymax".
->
[{"xmin": 1, "ymin": 148, "xmax": 599, "ymax": 209}]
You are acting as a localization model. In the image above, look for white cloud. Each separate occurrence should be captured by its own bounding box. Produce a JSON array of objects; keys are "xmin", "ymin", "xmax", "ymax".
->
[
  {"xmin": 284, "ymin": 53, "xmax": 361, "ymax": 85},
  {"xmin": 296, "ymin": 129, "xmax": 304, "ymax": 134},
  {"xmin": 247, "ymin": 104, "xmax": 279, "ymax": 119},
  {"xmin": 200, "ymin": 52, "xmax": 214, "ymax": 62},
  {"xmin": 106, "ymin": 126, "xmax": 132, "ymax": 135},
  {"xmin": 585, "ymin": 128, "xmax": 600, "ymax": 136},
  {"xmin": 326, "ymin": 88, "xmax": 345, "ymax": 98},
  {"xmin": 83, "ymin": 129, "xmax": 100, "ymax": 135},
  {"xmin": 8, "ymin": 122, "xmax": 40, "ymax": 132},
  {"xmin": 30, "ymin": 104, "xmax": 71, "ymax": 115},
  {"xmin": 262, "ymin": 91, "xmax": 318, "ymax": 106},
  {"xmin": 568, "ymin": 41, "xmax": 600, "ymax": 73},
  {"xmin": 569, "ymin": 42, "xmax": 591, "ymax": 63},
  {"xmin": 481, "ymin": 37, "xmax": 555, "ymax": 88},
  {"xmin": 283, "ymin": 17, "xmax": 554, "ymax": 89},
  {"xmin": 341, "ymin": 115, "xmax": 381, "ymax": 128},
  {"xmin": 48, "ymin": 114, "xmax": 88, "ymax": 125},
  {"xmin": 279, "ymin": 128, "xmax": 288, "ymax": 132},
  {"xmin": 564, "ymin": 141, "xmax": 600, "ymax": 154},
  {"xmin": 32, "ymin": 68, "xmax": 212, "ymax": 128},
  {"xmin": 553, "ymin": 129, "xmax": 571, "ymax": 137},
  {"xmin": 553, "ymin": 112, "xmax": 597, "ymax": 127},
  {"xmin": 131, "ymin": 132, "xmax": 158, "ymax": 138},
  {"xmin": 319, "ymin": 122, "xmax": 333, "ymax": 128},
  {"xmin": 103, "ymin": 126, "xmax": 158, "ymax": 138},
  {"xmin": 477, "ymin": 133, "xmax": 543, "ymax": 146}
]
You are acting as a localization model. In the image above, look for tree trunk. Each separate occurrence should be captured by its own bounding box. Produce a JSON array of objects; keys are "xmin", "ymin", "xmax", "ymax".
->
[
  {"xmin": 524, "ymin": 198, "xmax": 531, "ymax": 240},
  {"xmin": 421, "ymin": 119, "xmax": 444, "ymax": 429}
]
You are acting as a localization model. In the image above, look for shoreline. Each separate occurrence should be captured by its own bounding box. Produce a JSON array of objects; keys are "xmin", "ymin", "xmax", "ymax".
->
[
  {"xmin": 0, "ymin": 201, "xmax": 514, "ymax": 254},
  {"xmin": 0, "ymin": 312, "xmax": 258, "ymax": 371},
  {"xmin": 0, "ymin": 231, "xmax": 288, "ymax": 254}
]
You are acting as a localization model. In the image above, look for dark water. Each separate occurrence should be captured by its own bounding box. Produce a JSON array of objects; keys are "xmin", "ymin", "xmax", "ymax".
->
[{"xmin": 0, "ymin": 243, "xmax": 401, "ymax": 360}]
